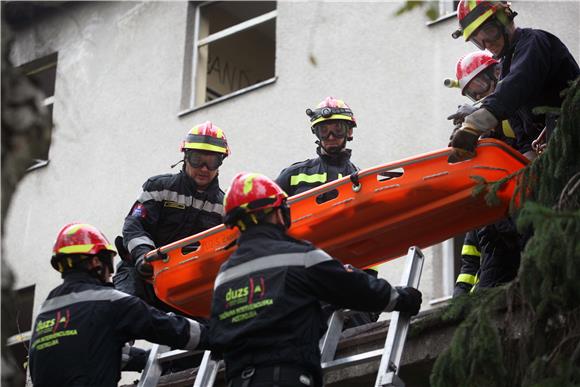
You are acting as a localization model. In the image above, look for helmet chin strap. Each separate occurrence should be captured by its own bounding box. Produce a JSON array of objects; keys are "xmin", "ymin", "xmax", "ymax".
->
[{"xmin": 316, "ymin": 138, "xmax": 349, "ymax": 155}]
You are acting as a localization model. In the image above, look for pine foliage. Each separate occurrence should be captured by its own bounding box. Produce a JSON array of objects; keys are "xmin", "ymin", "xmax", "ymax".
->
[{"xmin": 431, "ymin": 78, "xmax": 580, "ymax": 386}]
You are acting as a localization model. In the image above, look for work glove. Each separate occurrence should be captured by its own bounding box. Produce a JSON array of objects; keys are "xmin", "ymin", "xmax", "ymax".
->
[
  {"xmin": 449, "ymin": 107, "xmax": 499, "ymax": 162},
  {"xmin": 393, "ymin": 286, "xmax": 422, "ymax": 316},
  {"xmin": 453, "ymin": 283, "xmax": 472, "ymax": 298},
  {"xmin": 447, "ymin": 104, "xmax": 478, "ymax": 126},
  {"xmin": 135, "ymin": 254, "xmax": 153, "ymax": 278},
  {"xmin": 448, "ymin": 128, "xmax": 480, "ymax": 162}
]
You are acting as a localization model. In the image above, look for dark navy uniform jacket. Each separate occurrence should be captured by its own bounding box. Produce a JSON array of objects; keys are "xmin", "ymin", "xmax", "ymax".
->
[
  {"xmin": 123, "ymin": 170, "xmax": 224, "ymax": 261},
  {"xmin": 28, "ymin": 272, "xmax": 204, "ymax": 387},
  {"xmin": 209, "ymin": 224, "xmax": 398, "ymax": 385},
  {"xmin": 483, "ymin": 28, "xmax": 579, "ymax": 138},
  {"xmin": 275, "ymin": 148, "xmax": 358, "ymax": 197}
]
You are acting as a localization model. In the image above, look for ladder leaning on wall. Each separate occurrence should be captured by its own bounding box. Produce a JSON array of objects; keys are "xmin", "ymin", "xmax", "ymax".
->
[{"xmin": 138, "ymin": 246, "xmax": 424, "ymax": 387}]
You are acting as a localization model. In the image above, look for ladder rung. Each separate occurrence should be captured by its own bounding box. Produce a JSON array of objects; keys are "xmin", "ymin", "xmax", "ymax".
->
[
  {"xmin": 156, "ymin": 349, "xmax": 203, "ymax": 362},
  {"xmin": 321, "ymin": 348, "xmax": 383, "ymax": 371}
]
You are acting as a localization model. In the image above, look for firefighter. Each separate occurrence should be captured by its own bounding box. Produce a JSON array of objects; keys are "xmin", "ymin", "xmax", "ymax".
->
[
  {"xmin": 275, "ymin": 96, "xmax": 358, "ymax": 198},
  {"xmin": 114, "ymin": 121, "xmax": 229, "ymax": 314},
  {"xmin": 446, "ymin": 52, "xmax": 523, "ymax": 296},
  {"xmin": 276, "ymin": 96, "xmax": 381, "ymax": 328},
  {"xmin": 445, "ymin": 50, "xmax": 536, "ymax": 156},
  {"xmin": 449, "ymin": 0, "xmax": 579, "ymax": 161},
  {"xmin": 210, "ymin": 173, "xmax": 422, "ymax": 387},
  {"xmin": 28, "ymin": 223, "xmax": 206, "ymax": 387}
]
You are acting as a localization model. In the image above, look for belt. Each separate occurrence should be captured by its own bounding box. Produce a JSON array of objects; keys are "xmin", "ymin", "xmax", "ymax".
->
[{"xmin": 228, "ymin": 365, "xmax": 313, "ymax": 387}]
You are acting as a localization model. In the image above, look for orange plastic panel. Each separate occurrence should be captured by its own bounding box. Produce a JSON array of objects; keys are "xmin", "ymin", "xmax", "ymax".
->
[{"xmin": 149, "ymin": 139, "xmax": 527, "ymax": 317}]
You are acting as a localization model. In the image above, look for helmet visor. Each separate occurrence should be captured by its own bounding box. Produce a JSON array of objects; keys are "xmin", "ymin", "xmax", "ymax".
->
[
  {"xmin": 464, "ymin": 70, "xmax": 497, "ymax": 102},
  {"xmin": 186, "ymin": 151, "xmax": 223, "ymax": 171},
  {"xmin": 468, "ymin": 20, "xmax": 502, "ymax": 50},
  {"xmin": 314, "ymin": 121, "xmax": 350, "ymax": 140}
]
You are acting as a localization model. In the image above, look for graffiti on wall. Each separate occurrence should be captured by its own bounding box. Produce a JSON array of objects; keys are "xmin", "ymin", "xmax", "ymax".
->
[{"xmin": 207, "ymin": 55, "xmax": 251, "ymax": 92}]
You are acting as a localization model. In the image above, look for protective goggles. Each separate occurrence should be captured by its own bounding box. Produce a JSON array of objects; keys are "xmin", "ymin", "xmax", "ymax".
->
[
  {"xmin": 313, "ymin": 121, "xmax": 350, "ymax": 140},
  {"xmin": 464, "ymin": 69, "xmax": 497, "ymax": 102},
  {"xmin": 469, "ymin": 20, "xmax": 503, "ymax": 50},
  {"xmin": 185, "ymin": 151, "xmax": 223, "ymax": 171}
]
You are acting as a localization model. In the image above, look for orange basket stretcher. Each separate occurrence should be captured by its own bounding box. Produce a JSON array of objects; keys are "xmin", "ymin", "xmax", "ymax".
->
[{"xmin": 146, "ymin": 139, "xmax": 528, "ymax": 317}]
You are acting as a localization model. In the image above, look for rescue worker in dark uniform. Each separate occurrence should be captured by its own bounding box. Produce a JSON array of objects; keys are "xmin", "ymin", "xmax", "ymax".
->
[
  {"xmin": 446, "ymin": 51, "xmax": 524, "ymax": 295},
  {"xmin": 454, "ymin": 230, "xmax": 481, "ymax": 296},
  {"xmin": 275, "ymin": 97, "xmax": 380, "ymax": 328},
  {"xmin": 445, "ymin": 50, "xmax": 535, "ymax": 158},
  {"xmin": 449, "ymin": 0, "xmax": 579, "ymax": 162},
  {"xmin": 29, "ymin": 223, "xmax": 206, "ymax": 387},
  {"xmin": 453, "ymin": 219, "xmax": 521, "ymax": 296},
  {"xmin": 210, "ymin": 173, "xmax": 422, "ymax": 387},
  {"xmin": 276, "ymin": 96, "xmax": 358, "ymax": 198},
  {"xmin": 114, "ymin": 121, "xmax": 229, "ymax": 314}
]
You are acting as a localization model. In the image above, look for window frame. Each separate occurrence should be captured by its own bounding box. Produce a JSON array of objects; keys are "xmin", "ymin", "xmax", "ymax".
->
[
  {"xmin": 426, "ymin": 0, "xmax": 459, "ymax": 26},
  {"xmin": 180, "ymin": 1, "xmax": 278, "ymax": 115},
  {"xmin": 20, "ymin": 54, "xmax": 57, "ymax": 172}
]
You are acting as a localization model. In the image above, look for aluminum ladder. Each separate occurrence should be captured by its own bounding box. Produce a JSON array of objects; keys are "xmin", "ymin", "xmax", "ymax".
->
[{"xmin": 138, "ymin": 246, "xmax": 424, "ymax": 387}]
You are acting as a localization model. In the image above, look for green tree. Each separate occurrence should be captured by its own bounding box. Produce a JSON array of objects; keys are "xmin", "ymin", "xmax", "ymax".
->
[{"xmin": 431, "ymin": 78, "xmax": 580, "ymax": 386}]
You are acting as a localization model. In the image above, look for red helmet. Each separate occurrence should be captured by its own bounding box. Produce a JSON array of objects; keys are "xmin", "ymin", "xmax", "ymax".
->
[
  {"xmin": 180, "ymin": 121, "xmax": 230, "ymax": 157},
  {"xmin": 223, "ymin": 172, "xmax": 289, "ymax": 229},
  {"xmin": 306, "ymin": 97, "xmax": 357, "ymax": 129},
  {"xmin": 51, "ymin": 223, "xmax": 116, "ymax": 272},
  {"xmin": 456, "ymin": 51, "xmax": 498, "ymax": 96},
  {"xmin": 453, "ymin": 0, "xmax": 511, "ymax": 41}
]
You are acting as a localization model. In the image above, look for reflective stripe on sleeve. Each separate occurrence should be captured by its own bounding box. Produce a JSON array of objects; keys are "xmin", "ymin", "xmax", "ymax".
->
[
  {"xmin": 501, "ymin": 120, "xmax": 516, "ymax": 139},
  {"xmin": 39, "ymin": 289, "xmax": 131, "ymax": 314},
  {"xmin": 214, "ymin": 249, "xmax": 333, "ymax": 289},
  {"xmin": 120, "ymin": 345, "xmax": 131, "ymax": 369},
  {"xmin": 184, "ymin": 319, "xmax": 201, "ymax": 350},
  {"xmin": 127, "ymin": 236, "xmax": 156, "ymax": 253},
  {"xmin": 461, "ymin": 244, "xmax": 481, "ymax": 257},
  {"xmin": 456, "ymin": 273, "xmax": 477, "ymax": 285}
]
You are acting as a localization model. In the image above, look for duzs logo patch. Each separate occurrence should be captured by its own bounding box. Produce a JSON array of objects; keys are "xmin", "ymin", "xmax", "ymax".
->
[{"xmin": 131, "ymin": 203, "xmax": 147, "ymax": 218}]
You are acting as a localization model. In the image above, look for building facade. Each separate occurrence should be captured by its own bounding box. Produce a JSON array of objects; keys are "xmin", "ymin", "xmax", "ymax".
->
[{"xmin": 4, "ymin": 1, "xmax": 579, "ymax": 384}]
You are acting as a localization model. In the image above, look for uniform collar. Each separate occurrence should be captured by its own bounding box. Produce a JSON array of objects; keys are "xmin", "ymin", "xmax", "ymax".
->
[
  {"xmin": 62, "ymin": 271, "xmax": 103, "ymax": 285},
  {"xmin": 503, "ymin": 27, "xmax": 521, "ymax": 59},
  {"xmin": 316, "ymin": 146, "xmax": 352, "ymax": 165},
  {"xmin": 237, "ymin": 223, "xmax": 288, "ymax": 244},
  {"xmin": 180, "ymin": 170, "xmax": 221, "ymax": 195}
]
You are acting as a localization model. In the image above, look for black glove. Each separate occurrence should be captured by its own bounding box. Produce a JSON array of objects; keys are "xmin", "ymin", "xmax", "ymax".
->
[
  {"xmin": 447, "ymin": 104, "xmax": 478, "ymax": 126},
  {"xmin": 393, "ymin": 286, "xmax": 422, "ymax": 316},
  {"xmin": 448, "ymin": 128, "xmax": 479, "ymax": 162},
  {"xmin": 453, "ymin": 283, "xmax": 472, "ymax": 298},
  {"xmin": 135, "ymin": 254, "xmax": 153, "ymax": 278}
]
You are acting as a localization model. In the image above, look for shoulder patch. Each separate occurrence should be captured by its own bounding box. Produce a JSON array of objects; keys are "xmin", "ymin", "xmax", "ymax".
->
[{"xmin": 130, "ymin": 203, "xmax": 148, "ymax": 218}]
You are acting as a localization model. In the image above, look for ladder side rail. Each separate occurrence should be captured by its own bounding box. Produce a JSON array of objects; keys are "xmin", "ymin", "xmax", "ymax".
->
[
  {"xmin": 138, "ymin": 344, "xmax": 170, "ymax": 387},
  {"xmin": 192, "ymin": 350, "xmax": 222, "ymax": 387},
  {"xmin": 374, "ymin": 246, "xmax": 425, "ymax": 387},
  {"xmin": 319, "ymin": 309, "xmax": 346, "ymax": 362}
]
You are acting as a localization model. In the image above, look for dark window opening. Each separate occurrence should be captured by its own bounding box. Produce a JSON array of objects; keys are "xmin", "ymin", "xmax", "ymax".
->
[
  {"xmin": 18, "ymin": 53, "xmax": 57, "ymax": 171},
  {"xmin": 192, "ymin": 1, "xmax": 277, "ymax": 106}
]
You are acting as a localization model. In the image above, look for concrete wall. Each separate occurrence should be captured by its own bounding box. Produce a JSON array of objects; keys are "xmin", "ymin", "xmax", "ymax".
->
[{"xmin": 5, "ymin": 0, "xmax": 579, "ymax": 341}]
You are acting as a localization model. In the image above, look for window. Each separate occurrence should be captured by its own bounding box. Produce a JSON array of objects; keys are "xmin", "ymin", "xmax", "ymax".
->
[
  {"xmin": 6, "ymin": 285, "xmax": 36, "ymax": 386},
  {"xmin": 426, "ymin": 0, "xmax": 460, "ymax": 25},
  {"xmin": 19, "ymin": 53, "xmax": 57, "ymax": 171},
  {"xmin": 184, "ymin": 1, "xmax": 277, "ymax": 111},
  {"xmin": 430, "ymin": 234, "xmax": 465, "ymax": 306},
  {"xmin": 438, "ymin": 0, "xmax": 460, "ymax": 18}
]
